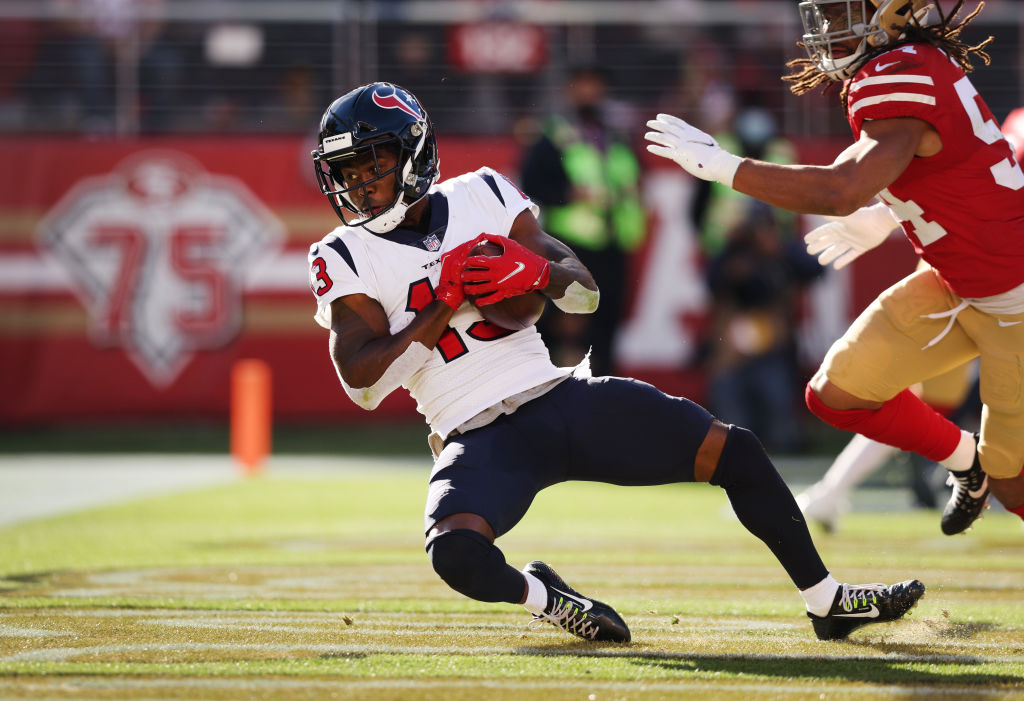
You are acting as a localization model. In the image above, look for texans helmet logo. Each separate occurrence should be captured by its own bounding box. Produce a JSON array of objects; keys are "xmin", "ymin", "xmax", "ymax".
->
[{"xmin": 372, "ymin": 88, "xmax": 421, "ymax": 120}]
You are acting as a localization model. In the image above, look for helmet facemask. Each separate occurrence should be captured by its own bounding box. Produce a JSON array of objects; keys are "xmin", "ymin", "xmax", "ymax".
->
[{"xmin": 798, "ymin": 0, "xmax": 935, "ymax": 80}]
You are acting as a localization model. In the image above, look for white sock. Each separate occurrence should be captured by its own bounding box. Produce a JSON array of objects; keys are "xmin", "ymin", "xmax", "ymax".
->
[
  {"xmin": 801, "ymin": 574, "xmax": 841, "ymax": 616},
  {"xmin": 522, "ymin": 570, "xmax": 548, "ymax": 614},
  {"xmin": 939, "ymin": 430, "xmax": 976, "ymax": 472}
]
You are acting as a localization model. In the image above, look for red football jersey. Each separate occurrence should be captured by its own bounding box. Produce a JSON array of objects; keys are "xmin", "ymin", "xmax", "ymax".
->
[{"xmin": 846, "ymin": 43, "xmax": 1024, "ymax": 298}]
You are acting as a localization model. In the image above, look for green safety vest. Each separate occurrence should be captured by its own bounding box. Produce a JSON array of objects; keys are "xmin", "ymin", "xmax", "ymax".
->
[
  {"xmin": 541, "ymin": 116, "xmax": 646, "ymax": 252},
  {"xmin": 701, "ymin": 133, "xmax": 798, "ymax": 256}
]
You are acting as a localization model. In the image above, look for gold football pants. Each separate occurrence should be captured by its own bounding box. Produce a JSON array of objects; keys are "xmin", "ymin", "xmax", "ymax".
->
[{"xmin": 821, "ymin": 267, "xmax": 1024, "ymax": 479}]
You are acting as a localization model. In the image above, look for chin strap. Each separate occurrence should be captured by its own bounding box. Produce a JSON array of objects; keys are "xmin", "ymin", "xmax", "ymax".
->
[
  {"xmin": 361, "ymin": 190, "xmax": 431, "ymax": 234},
  {"xmin": 361, "ymin": 201, "xmax": 410, "ymax": 234}
]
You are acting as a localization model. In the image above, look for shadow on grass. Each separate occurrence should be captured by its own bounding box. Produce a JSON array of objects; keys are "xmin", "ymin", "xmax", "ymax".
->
[
  {"xmin": 318, "ymin": 652, "xmax": 369, "ymax": 660},
  {"xmin": 511, "ymin": 639, "xmax": 1023, "ymax": 686},
  {"xmin": 626, "ymin": 653, "xmax": 1022, "ymax": 686},
  {"xmin": 0, "ymin": 571, "xmax": 56, "ymax": 593}
]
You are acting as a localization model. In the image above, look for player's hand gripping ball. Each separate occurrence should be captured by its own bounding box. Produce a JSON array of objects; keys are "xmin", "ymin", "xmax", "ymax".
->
[{"xmin": 464, "ymin": 238, "xmax": 546, "ymax": 331}]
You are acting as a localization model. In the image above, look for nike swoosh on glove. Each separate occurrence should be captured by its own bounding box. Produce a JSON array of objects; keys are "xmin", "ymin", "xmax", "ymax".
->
[
  {"xmin": 462, "ymin": 233, "xmax": 550, "ymax": 306},
  {"xmin": 645, "ymin": 113, "xmax": 743, "ymax": 187},
  {"xmin": 804, "ymin": 202, "xmax": 900, "ymax": 270}
]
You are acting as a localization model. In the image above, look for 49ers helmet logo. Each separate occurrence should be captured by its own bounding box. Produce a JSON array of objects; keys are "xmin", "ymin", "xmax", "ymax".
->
[
  {"xmin": 37, "ymin": 151, "xmax": 284, "ymax": 387},
  {"xmin": 371, "ymin": 87, "xmax": 422, "ymax": 120}
]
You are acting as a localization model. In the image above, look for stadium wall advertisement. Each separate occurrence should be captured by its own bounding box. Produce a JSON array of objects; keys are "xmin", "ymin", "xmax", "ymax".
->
[{"xmin": 0, "ymin": 136, "xmax": 916, "ymax": 426}]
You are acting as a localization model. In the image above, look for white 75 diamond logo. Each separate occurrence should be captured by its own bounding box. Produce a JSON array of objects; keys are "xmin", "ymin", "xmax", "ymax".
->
[{"xmin": 37, "ymin": 151, "xmax": 284, "ymax": 386}]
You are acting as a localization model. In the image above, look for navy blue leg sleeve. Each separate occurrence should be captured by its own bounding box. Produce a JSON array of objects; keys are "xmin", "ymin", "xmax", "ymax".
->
[
  {"xmin": 426, "ymin": 529, "xmax": 526, "ymax": 604},
  {"xmin": 710, "ymin": 425, "xmax": 829, "ymax": 589}
]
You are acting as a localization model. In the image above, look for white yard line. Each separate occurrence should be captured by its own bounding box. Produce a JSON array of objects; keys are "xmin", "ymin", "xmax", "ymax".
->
[
  {"xmin": 0, "ymin": 454, "xmax": 425, "ymax": 528},
  {"xmin": 0, "ymin": 455, "xmax": 240, "ymax": 527}
]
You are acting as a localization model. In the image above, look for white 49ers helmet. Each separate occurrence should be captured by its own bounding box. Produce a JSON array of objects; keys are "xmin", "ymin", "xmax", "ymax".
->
[{"xmin": 799, "ymin": 0, "xmax": 937, "ymax": 80}]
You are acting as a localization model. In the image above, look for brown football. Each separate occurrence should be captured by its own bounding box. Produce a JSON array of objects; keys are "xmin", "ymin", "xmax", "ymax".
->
[{"xmin": 466, "ymin": 239, "xmax": 546, "ymax": 331}]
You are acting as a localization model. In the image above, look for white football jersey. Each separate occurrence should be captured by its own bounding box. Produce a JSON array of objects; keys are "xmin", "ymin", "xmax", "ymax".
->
[{"xmin": 307, "ymin": 167, "xmax": 569, "ymax": 437}]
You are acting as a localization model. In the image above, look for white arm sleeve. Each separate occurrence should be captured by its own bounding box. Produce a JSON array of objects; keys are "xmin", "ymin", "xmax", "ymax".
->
[{"xmin": 335, "ymin": 340, "xmax": 433, "ymax": 411}]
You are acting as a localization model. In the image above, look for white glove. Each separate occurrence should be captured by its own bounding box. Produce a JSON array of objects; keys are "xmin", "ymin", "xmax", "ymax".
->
[
  {"xmin": 804, "ymin": 202, "xmax": 901, "ymax": 270},
  {"xmin": 645, "ymin": 113, "xmax": 743, "ymax": 187}
]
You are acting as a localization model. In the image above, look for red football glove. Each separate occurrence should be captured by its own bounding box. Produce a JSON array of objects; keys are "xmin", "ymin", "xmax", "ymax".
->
[
  {"xmin": 434, "ymin": 235, "xmax": 487, "ymax": 310},
  {"xmin": 462, "ymin": 234, "xmax": 551, "ymax": 306}
]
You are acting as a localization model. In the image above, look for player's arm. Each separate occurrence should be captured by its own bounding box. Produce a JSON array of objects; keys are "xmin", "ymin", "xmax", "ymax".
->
[
  {"xmin": 731, "ymin": 118, "xmax": 929, "ymax": 215},
  {"xmin": 508, "ymin": 209, "xmax": 598, "ymax": 311},
  {"xmin": 327, "ymin": 294, "xmax": 451, "ymax": 410},
  {"xmin": 462, "ymin": 209, "xmax": 600, "ymax": 313},
  {"xmin": 646, "ymin": 113, "xmax": 932, "ymax": 216},
  {"xmin": 327, "ymin": 240, "xmax": 477, "ymax": 410}
]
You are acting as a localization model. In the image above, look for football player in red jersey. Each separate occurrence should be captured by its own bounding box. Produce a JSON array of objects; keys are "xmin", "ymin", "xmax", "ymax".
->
[{"xmin": 647, "ymin": 0, "xmax": 1024, "ymax": 535}]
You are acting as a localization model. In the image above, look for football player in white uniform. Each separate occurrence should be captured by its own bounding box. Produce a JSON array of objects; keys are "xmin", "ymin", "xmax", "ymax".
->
[{"xmin": 308, "ymin": 82, "xmax": 924, "ymax": 642}]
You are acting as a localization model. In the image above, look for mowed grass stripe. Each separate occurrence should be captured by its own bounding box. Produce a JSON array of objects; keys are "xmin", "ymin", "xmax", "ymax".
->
[
  {"xmin": 3, "ymin": 677, "xmax": 1019, "ymax": 701},
  {"xmin": 1, "ymin": 606, "xmax": 1020, "ymax": 678},
  {"xmin": 1, "ymin": 652, "xmax": 1021, "ymax": 687},
  {"xmin": 2, "ymin": 608, "xmax": 1019, "ymax": 654},
  {"xmin": 0, "ymin": 473, "xmax": 1018, "ymax": 575},
  {"xmin": 4, "ymin": 640, "xmax": 1022, "ymax": 666},
  {"xmin": 6, "ymin": 602, "xmax": 1019, "ymax": 629},
  {"xmin": 3, "ymin": 595, "xmax": 1022, "ymax": 630}
]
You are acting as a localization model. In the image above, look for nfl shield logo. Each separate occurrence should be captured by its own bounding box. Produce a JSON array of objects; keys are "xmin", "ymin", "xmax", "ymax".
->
[{"xmin": 423, "ymin": 234, "xmax": 441, "ymax": 251}]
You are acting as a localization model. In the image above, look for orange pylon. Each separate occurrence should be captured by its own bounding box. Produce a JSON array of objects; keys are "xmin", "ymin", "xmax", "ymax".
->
[{"xmin": 230, "ymin": 358, "xmax": 271, "ymax": 474}]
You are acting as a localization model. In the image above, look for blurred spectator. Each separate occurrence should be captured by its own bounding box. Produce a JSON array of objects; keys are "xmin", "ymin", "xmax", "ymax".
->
[
  {"xmin": 0, "ymin": 19, "xmax": 41, "ymax": 128},
  {"xmin": 695, "ymin": 107, "xmax": 816, "ymax": 455},
  {"xmin": 703, "ymin": 202, "xmax": 823, "ymax": 453},
  {"xmin": 443, "ymin": 5, "xmax": 549, "ymax": 135},
  {"xmin": 1, "ymin": 4, "xmax": 1017, "ymax": 137},
  {"xmin": 376, "ymin": 29, "xmax": 464, "ymax": 132},
  {"xmin": 519, "ymin": 64, "xmax": 646, "ymax": 375},
  {"xmin": 656, "ymin": 37, "xmax": 736, "ymax": 134},
  {"xmin": 54, "ymin": 0, "xmax": 182, "ymax": 132},
  {"xmin": 258, "ymin": 61, "xmax": 320, "ymax": 133},
  {"xmin": 384, "ymin": 30, "xmax": 437, "ymax": 96},
  {"xmin": 698, "ymin": 107, "xmax": 799, "ymax": 257}
]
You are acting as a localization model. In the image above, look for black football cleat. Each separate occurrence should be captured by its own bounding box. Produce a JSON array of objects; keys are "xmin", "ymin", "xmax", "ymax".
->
[
  {"xmin": 941, "ymin": 438, "xmax": 990, "ymax": 535},
  {"xmin": 524, "ymin": 561, "xmax": 630, "ymax": 643},
  {"xmin": 808, "ymin": 580, "xmax": 926, "ymax": 641}
]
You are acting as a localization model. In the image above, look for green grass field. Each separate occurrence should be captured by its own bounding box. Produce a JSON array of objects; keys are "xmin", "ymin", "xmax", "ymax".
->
[{"xmin": 1, "ymin": 461, "xmax": 1022, "ymax": 700}]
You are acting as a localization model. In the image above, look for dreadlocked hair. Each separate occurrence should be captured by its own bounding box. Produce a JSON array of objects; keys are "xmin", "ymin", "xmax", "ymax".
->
[{"xmin": 783, "ymin": 0, "xmax": 994, "ymax": 102}]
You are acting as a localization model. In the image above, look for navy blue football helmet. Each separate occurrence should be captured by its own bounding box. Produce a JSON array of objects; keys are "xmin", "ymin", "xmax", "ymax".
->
[{"xmin": 312, "ymin": 82, "xmax": 439, "ymax": 233}]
